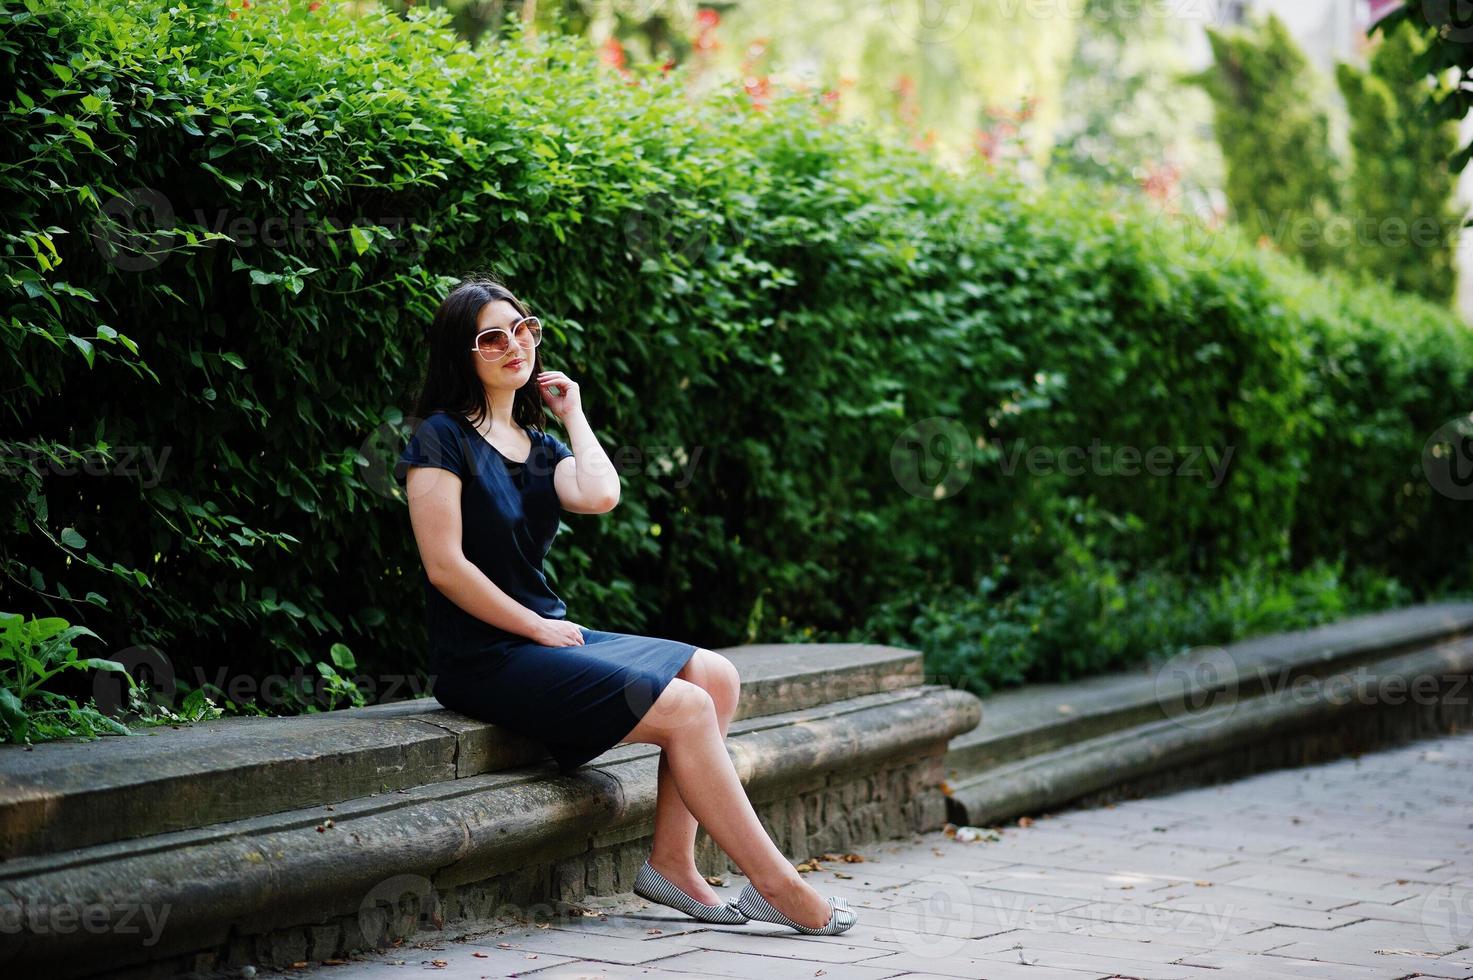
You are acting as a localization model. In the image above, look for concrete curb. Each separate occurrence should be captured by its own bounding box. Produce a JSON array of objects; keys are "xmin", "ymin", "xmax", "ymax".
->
[
  {"xmin": 945, "ymin": 602, "xmax": 1473, "ymax": 826},
  {"xmin": 0, "ymin": 642, "xmax": 920, "ymax": 858}
]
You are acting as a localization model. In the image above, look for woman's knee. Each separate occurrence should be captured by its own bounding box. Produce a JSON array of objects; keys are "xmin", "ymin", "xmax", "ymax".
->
[
  {"xmin": 645, "ymin": 676, "xmax": 717, "ymax": 735},
  {"xmin": 679, "ymin": 649, "xmax": 742, "ymax": 718}
]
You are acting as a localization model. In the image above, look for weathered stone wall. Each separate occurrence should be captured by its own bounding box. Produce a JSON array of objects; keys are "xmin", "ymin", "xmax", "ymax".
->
[{"xmin": 105, "ymin": 751, "xmax": 951, "ymax": 980}]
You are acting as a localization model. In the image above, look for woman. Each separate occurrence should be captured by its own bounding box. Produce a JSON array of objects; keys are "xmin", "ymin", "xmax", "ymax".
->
[{"xmin": 394, "ymin": 276, "xmax": 856, "ymax": 936}]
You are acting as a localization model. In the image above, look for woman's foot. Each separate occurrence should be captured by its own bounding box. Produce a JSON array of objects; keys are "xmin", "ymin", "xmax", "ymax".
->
[
  {"xmin": 750, "ymin": 872, "xmax": 836, "ymax": 930},
  {"xmin": 645, "ymin": 856, "xmax": 723, "ymax": 907}
]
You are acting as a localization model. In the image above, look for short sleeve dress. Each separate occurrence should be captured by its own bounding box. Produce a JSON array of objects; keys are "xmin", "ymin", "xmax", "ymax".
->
[{"xmin": 394, "ymin": 409, "xmax": 698, "ymax": 773}]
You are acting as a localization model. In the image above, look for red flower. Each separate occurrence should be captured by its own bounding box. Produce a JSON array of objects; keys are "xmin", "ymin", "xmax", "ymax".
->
[{"xmin": 599, "ymin": 36, "xmax": 626, "ymax": 69}]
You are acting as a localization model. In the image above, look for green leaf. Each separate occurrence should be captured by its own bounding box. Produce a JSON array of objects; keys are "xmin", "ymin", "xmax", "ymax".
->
[
  {"xmin": 0, "ymin": 688, "xmax": 26, "ymax": 743},
  {"xmin": 60, "ymin": 527, "xmax": 88, "ymax": 549},
  {"xmin": 68, "ymin": 334, "xmax": 95, "ymax": 367},
  {"xmin": 329, "ymin": 642, "xmax": 356, "ymax": 670}
]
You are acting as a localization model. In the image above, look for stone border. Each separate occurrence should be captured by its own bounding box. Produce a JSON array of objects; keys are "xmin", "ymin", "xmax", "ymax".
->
[
  {"xmin": 0, "ymin": 642, "xmax": 920, "ymax": 858},
  {"xmin": 944, "ymin": 602, "xmax": 1473, "ymax": 826}
]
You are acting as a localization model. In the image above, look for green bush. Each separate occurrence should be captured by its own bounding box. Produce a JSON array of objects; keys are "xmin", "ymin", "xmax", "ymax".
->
[
  {"xmin": 2, "ymin": 0, "xmax": 1469, "ymax": 708},
  {"xmin": 0, "ymin": 610, "xmax": 130, "ymax": 742}
]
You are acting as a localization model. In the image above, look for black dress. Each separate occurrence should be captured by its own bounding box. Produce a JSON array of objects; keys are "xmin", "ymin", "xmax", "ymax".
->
[{"xmin": 394, "ymin": 409, "xmax": 698, "ymax": 772}]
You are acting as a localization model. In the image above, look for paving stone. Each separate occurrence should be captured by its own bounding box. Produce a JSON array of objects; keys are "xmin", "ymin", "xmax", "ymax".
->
[
  {"xmin": 1259, "ymin": 937, "xmax": 1473, "ymax": 977},
  {"xmin": 319, "ymin": 943, "xmax": 581, "ymax": 978},
  {"xmin": 622, "ymin": 947, "xmax": 900, "ymax": 979},
  {"xmin": 1171, "ymin": 945, "xmax": 1398, "ymax": 977},
  {"xmin": 513, "ymin": 961, "xmax": 693, "ymax": 978},
  {"xmin": 1054, "ymin": 901, "xmax": 1286, "ymax": 947},
  {"xmin": 464, "ymin": 927, "xmax": 700, "ymax": 965}
]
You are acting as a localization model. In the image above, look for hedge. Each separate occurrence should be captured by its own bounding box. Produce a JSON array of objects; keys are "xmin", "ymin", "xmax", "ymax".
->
[{"xmin": 3, "ymin": 0, "xmax": 1470, "ymax": 705}]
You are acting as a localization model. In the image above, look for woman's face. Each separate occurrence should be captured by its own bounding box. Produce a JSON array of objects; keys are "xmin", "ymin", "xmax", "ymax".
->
[{"xmin": 472, "ymin": 299, "xmax": 534, "ymax": 391}]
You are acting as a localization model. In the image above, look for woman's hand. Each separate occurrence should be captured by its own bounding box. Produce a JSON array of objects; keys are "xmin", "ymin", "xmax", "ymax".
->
[
  {"xmin": 531, "ymin": 616, "xmax": 585, "ymax": 647},
  {"xmin": 537, "ymin": 369, "xmax": 581, "ymax": 421}
]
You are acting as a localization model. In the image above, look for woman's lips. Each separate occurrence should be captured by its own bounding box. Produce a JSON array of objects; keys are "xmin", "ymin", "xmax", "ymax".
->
[{"xmin": 504, "ymin": 358, "xmax": 525, "ymax": 370}]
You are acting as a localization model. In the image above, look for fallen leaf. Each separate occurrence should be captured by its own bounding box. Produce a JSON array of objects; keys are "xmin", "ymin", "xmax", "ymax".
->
[
  {"xmin": 833, "ymin": 871, "xmax": 853, "ymax": 879},
  {"xmin": 1018, "ymin": 816, "xmax": 1034, "ymax": 828}
]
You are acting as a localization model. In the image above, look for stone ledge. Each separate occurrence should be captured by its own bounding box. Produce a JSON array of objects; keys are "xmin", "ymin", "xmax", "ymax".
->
[
  {"xmin": 944, "ymin": 603, "xmax": 1473, "ymax": 826},
  {"xmin": 945, "ymin": 600, "xmax": 1473, "ymax": 777},
  {"xmin": 0, "ymin": 641, "xmax": 920, "ymax": 859},
  {"xmin": 0, "ymin": 684, "xmax": 979, "ymax": 979}
]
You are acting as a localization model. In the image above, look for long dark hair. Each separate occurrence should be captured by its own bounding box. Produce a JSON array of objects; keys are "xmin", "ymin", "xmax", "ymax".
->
[{"xmin": 408, "ymin": 275, "xmax": 553, "ymax": 434}]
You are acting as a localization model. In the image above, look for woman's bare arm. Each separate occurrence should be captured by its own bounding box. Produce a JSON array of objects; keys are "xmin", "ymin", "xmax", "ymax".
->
[{"xmin": 404, "ymin": 464, "xmax": 580, "ymax": 644}]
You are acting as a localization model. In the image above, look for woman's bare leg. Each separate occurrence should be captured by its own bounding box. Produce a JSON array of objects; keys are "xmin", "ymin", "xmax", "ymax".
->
[
  {"xmin": 645, "ymin": 651, "xmax": 740, "ymax": 906},
  {"xmin": 621, "ymin": 676, "xmax": 834, "ymax": 929}
]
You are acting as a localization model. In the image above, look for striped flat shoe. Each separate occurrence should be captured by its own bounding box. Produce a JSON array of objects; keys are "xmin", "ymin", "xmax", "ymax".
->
[
  {"xmin": 732, "ymin": 881, "xmax": 858, "ymax": 935},
  {"xmin": 632, "ymin": 860, "xmax": 750, "ymax": 924}
]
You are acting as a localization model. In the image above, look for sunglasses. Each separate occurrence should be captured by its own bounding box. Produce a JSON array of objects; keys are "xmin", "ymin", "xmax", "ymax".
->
[{"xmin": 470, "ymin": 315, "xmax": 543, "ymax": 362}]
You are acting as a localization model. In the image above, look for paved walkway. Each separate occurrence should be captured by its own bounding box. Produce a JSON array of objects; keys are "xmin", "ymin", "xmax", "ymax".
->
[{"xmin": 288, "ymin": 731, "xmax": 1473, "ymax": 980}]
